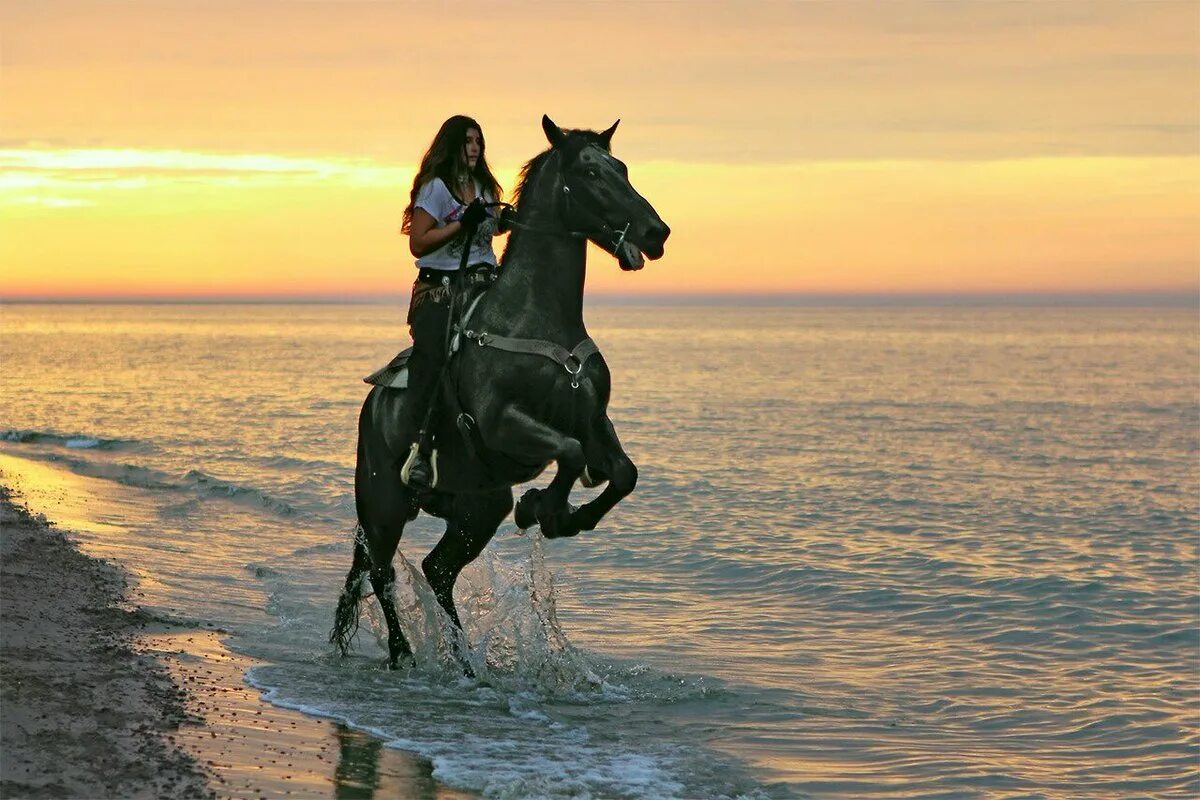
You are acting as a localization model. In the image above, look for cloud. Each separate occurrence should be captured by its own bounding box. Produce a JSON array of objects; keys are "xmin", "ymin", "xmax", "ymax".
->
[
  {"xmin": 0, "ymin": 1, "xmax": 1195, "ymax": 162},
  {"xmin": 5, "ymin": 195, "xmax": 94, "ymax": 208},
  {"xmin": 0, "ymin": 148, "xmax": 409, "ymax": 190}
]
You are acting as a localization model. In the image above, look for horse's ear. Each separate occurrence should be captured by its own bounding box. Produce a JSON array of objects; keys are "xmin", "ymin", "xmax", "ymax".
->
[
  {"xmin": 542, "ymin": 115, "xmax": 566, "ymax": 148},
  {"xmin": 599, "ymin": 119, "xmax": 620, "ymax": 150}
]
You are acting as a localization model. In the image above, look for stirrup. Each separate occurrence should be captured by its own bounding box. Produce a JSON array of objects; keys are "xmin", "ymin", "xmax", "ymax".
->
[{"xmin": 400, "ymin": 443, "xmax": 439, "ymax": 490}]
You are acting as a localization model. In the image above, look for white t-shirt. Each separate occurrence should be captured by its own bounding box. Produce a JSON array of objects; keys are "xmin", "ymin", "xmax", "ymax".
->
[{"xmin": 412, "ymin": 177, "xmax": 499, "ymax": 271}]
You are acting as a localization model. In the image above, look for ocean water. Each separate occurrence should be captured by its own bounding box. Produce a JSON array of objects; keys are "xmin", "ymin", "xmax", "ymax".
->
[{"xmin": 1, "ymin": 302, "xmax": 1197, "ymax": 799}]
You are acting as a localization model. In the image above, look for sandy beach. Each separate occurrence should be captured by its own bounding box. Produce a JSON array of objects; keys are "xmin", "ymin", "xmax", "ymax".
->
[
  {"xmin": 0, "ymin": 477, "xmax": 475, "ymax": 800},
  {"xmin": 0, "ymin": 484, "xmax": 211, "ymax": 799}
]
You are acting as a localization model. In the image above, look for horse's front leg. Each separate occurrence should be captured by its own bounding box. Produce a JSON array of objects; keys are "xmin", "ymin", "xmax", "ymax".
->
[
  {"xmin": 490, "ymin": 407, "xmax": 585, "ymax": 538},
  {"xmin": 571, "ymin": 416, "xmax": 637, "ymax": 533},
  {"xmin": 421, "ymin": 490, "xmax": 512, "ymax": 675},
  {"xmin": 422, "ymin": 493, "xmax": 511, "ymax": 630}
]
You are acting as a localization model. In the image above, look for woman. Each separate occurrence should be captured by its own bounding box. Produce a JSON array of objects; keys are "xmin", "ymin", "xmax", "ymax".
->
[{"xmin": 399, "ymin": 115, "xmax": 506, "ymax": 490}]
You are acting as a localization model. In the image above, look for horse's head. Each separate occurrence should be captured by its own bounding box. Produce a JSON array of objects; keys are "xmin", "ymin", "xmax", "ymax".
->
[{"xmin": 542, "ymin": 115, "xmax": 670, "ymax": 271}]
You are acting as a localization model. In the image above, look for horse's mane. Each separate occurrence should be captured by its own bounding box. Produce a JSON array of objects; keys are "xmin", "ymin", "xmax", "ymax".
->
[
  {"xmin": 510, "ymin": 128, "xmax": 612, "ymax": 209},
  {"xmin": 510, "ymin": 150, "xmax": 553, "ymax": 210}
]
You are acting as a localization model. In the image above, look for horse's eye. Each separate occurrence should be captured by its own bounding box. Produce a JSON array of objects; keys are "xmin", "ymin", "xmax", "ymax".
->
[{"xmin": 586, "ymin": 168, "xmax": 598, "ymax": 178}]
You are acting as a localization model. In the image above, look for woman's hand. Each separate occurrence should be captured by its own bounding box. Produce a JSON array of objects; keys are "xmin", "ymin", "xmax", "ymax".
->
[{"xmin": 460, "ymin": 199, "xmax": 487, "ymax": 230}]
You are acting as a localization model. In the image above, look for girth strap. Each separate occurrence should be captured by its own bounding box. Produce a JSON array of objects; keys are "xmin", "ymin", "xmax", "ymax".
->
[{"xmin": 462, "ymin": 330, "xmax": 599, "ymax": 388}]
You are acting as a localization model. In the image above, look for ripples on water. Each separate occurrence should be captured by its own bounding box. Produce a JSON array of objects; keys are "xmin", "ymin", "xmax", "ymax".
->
[{"xmin": 1, "ymin": 303, "xmax": 1197, "ymax": 798}]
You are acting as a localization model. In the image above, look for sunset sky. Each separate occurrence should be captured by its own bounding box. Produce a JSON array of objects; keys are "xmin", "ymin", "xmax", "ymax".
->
[{"xmin": 1, "ymin": 0, "xmax": 1197, "ymax": 299}]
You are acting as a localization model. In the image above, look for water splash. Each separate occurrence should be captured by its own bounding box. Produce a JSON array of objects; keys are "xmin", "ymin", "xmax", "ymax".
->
[{"xmin": 355, "ymin": 530, "xmax": 608, "ymax": 696}]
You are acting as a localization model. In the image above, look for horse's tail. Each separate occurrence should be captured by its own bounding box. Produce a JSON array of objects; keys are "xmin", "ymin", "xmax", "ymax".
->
[{"xmin": 330, "ymin": 526, "xmax": 372, "ymax": 656}]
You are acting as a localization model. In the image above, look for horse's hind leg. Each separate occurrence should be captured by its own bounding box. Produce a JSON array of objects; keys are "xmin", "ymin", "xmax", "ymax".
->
[
  {"xmin": 353, "ymin": 411, "xmax": 418, "ymax": 668},
  {"xmin": 422, "ymin": 489, "xmax": 513, "ymax": 657},
  {"xmin": 368, "ymin": 532, "xmax": 413, "ymax": 669},
  {"xmin": 330, "ymin": 528, "xmax": 372, "ymax": 655},
  {"xmin": 360, "ymin": 489, "xmax": 416, "ymax": 668},
  {"xmin": 359, "ymin": 493, "xmax": 417, "ymax": 666}
]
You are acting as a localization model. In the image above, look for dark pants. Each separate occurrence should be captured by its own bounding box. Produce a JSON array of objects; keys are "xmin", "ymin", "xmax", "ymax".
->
[{"xmin": 406, "ymin": 282, "xmax": 453, "ymax": 449}]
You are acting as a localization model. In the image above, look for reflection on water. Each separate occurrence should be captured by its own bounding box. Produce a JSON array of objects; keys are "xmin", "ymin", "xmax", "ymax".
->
[
  {"xmin": 332, "ymin": 723, "xmax": 460, "ymax": 800},
  {"xmin": 140, "ymin": 628, "xmax": 478, "ymax": 800},
  {"xmin": 334, "ymin": 724, "xmax": 383, "ymax": 800}
]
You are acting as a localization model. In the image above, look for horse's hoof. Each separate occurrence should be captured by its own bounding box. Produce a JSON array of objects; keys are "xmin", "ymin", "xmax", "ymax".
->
[
  {"xmin": 514, "ymin": 488, "xmax": 540, "ymax": 529},
  {"xmin": 540, "ymin": 503, "xmax": 580, "ymax": 539},
  {"xmin": 387, "ymin": 650, "xmax": 415, "ymax": 670}
]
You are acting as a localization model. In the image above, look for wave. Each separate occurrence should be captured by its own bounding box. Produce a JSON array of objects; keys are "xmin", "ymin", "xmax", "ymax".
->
[
  {"xmin": 251, "ymin": 454, "xmax": 345, "ymax": 471},
  {"xmin": 1, "ymin": 428, "xmax": 145, "ymax": 451},
  {"xmin": 31, "ymin": 452, "xmax": 181, "ymax": 490},
  {"xmin": 308, "ymin": 399, "xmax": 361, "ymax": 410},
  {"xmin": 1, "ymin": 438, "xmax": 306, "ymax": 520},
  {"xmin": 14, "ymin": 455, "xmax": 303, "ymax": 522},
  {"xmin": 183, "ymin": 470, "xmax": 299, "ymax": 517}
]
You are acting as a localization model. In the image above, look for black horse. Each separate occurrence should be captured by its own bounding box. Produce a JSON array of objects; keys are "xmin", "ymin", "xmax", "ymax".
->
[{"xmin": 331, "ymin": 116, "xmax": 670, "ymax": 667}]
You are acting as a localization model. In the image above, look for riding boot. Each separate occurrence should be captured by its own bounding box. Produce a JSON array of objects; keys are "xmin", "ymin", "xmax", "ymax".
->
[
  {"xmin": 402, "ymin": 293, "xmax": 452, "ymax": 490},
  {"xmin": 404, "ymin": 448, "xmax": 435, "ymax": 491},
  {"xmin": 402, "ymin": 360, "xmax": 440, "ymax": 490}
]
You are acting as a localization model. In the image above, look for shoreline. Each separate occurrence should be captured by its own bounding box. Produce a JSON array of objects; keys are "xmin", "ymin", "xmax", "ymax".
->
[
  {"xmin": 145, "ymin": 628, "xmax": 476, "ymax": 800},
  {"xmin": 0, "ymin": 484, "xmax": 211, "ymax": 799},
  {"xmin": 0, "ymin": 468, "xmax": 476, "ymax": 799}
]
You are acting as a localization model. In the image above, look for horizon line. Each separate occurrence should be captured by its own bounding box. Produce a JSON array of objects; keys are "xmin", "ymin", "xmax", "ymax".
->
[{"xmin": 2, "ymin": 290, "xmax": 1197, "ymax": 308}]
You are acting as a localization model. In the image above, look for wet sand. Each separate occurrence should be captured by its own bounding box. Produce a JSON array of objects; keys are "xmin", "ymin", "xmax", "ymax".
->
[
  {"xmin": 0, "ymin": 484, "xmax": 211, "ymax": 799},
  {"xmin": 146, "ymin": 629, "xmax": 476, "ymax": 799},
  {"xmin": 0, "ymin": 469, "xmax": 476, "ymax": 799}
]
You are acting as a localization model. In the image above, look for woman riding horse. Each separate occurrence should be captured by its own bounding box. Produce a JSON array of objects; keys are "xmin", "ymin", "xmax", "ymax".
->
[
  {"xmin": 400, "ymin": 115, "xmax": 507, "ymax": 490},
  {"xmin": 333, "ymin": 116, "xmax": 669, "ymax": 668}
]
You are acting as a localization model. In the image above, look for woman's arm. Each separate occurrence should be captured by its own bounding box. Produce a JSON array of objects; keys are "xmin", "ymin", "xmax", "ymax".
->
[{"xmin": 407, "ymin": 208, "xmax": 463, "ymax": 257}]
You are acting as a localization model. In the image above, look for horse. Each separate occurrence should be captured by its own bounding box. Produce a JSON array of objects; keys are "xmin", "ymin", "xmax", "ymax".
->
[{"xmin": 330, "ymin": 115, "xmax": 671, "ymax": 668}]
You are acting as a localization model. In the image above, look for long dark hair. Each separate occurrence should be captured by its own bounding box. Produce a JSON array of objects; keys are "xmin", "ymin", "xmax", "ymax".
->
[{"xmin": 401, "ymin": 115, "xmax": 503, "ymax": 234}]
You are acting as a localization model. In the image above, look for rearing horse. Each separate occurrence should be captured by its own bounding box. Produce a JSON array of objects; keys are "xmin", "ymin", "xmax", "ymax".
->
[{"xmin": 331, "ymin": 116, "xmax": 670, "ymax": 667}]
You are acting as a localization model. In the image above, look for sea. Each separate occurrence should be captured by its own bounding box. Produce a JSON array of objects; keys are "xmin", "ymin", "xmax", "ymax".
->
[{"xmin": 1, "ymin": 302, "xmax": 1197, "ymax": 799}]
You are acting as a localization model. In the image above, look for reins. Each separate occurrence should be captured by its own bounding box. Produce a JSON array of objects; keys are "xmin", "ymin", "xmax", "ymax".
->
[
  {"xmin": 482, "ymin": 200, "xmax": 584, "ymax": 239},
  {"xmin": 493, "ymin": 198, "xmax": 629, "ymax": 254}
]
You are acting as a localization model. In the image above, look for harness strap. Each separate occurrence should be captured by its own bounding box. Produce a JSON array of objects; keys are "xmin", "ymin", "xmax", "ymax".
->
[
  {"xmin": 462, "ymin": 331, "xmax": 599, "ymax": 389},
  {"xmin": 449, "ymin": 291, "xmax": 489, "ymax": 354}
]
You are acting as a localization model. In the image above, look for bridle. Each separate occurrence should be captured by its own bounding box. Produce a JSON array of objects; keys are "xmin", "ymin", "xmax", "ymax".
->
[
  {"xmin": 560, "ymin": 183, "xmax": 633, "ymax": 254},
  {"xmin": 480, "ymin": 149, "xmax": 633, "ymax": 255}
]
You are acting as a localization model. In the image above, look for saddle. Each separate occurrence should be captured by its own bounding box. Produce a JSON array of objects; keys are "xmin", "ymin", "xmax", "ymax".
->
[
  {"xmin": 363, "ymin": 348, "xmax": 412, "ymax": 389},
  {"xmin": 362, "ymin": 271, "xmax": 494, "ymax": 389}
]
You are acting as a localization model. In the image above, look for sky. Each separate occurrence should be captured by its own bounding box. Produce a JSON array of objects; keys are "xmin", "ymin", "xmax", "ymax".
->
[{"xmin": 1, "ymin": 0, "xmax": 1197, "ymax": 300}]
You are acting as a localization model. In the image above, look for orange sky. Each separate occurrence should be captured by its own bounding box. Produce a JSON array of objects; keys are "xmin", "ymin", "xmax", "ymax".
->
[{"xmin": 1, "ymin": 1, "xmax": 1197, "ymax": 299}]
